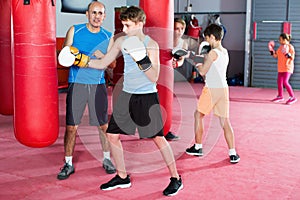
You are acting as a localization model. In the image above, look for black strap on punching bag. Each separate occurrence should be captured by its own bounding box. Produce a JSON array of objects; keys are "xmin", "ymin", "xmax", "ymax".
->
[{"xmin": 24, "ymin": 0, "xmax": 55, "ymax": 6}]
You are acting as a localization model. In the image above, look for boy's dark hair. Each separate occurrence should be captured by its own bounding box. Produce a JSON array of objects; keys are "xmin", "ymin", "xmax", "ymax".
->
[
  {"xmin": 203, "ymin": 24, "xmax": 223, "ymax": 41},
  {"xmin": 120, "ymin": 6, "xmax": 146, "ymax": 25}
]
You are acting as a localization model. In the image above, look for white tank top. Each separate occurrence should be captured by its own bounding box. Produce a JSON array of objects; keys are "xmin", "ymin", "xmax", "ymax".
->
[{"xmin": 205, "ymin": 48, "xmax": 229, "ymax": 88}]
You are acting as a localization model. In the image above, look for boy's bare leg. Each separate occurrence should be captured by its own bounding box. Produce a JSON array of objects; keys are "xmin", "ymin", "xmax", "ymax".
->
[
  {"xmin": 107, "ymin": 133, "xmax": 127, "ymax": 178},
  {"xmin": 152, "ymin": 136, "xmax": 179, "ymax": 179},
  {"xmin": 219, "ymin": 117, "xmax": 235, "ymax": 149},
  {"xmin": 194, "ymin": 110, "xmax": 205, "ymax": 144}
]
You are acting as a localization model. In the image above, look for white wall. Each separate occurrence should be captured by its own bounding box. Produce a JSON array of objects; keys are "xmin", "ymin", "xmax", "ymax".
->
[{"xmin": 56, "ymin": 0, "xmax": 126, "ymax": 37}]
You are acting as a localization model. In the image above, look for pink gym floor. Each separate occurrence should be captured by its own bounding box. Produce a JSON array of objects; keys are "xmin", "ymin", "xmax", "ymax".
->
[{"xmin": 1, "ymin": 82, "xmax": 300, "ymax": 200}]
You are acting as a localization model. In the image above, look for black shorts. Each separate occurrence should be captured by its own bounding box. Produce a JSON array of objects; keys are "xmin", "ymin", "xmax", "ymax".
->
[
  {"xmin": 107, "ymin": 91, "xmax": 164, "ymax": 138},
  {"xmin": 66, "ymin": 83, "xmax": 108, "ymax": 126}
]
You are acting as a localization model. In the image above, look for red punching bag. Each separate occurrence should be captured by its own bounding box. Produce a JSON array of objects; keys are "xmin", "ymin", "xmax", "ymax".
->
[
  {"xmin": 12, "ymin": 0, "xmax": 59, "ymax": 147},
  {"xmin": 113, "ymin": 7, "xmax": 126, "ymax": 86},
  {"xmin": 0, "ymin": 0, "xmax": 13, "ymax": 115},
  {"xmin": 140, "ymin": 0, "xmax": 174, "ymax": 136}
]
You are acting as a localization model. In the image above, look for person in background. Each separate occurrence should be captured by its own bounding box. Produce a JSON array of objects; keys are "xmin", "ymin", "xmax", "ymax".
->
[
  {"xmin": 166, "ymin": 17, "xmax": 191, "ymax": 141},
  {"xmin": 268, "ymin": 33, "xmax": 297, "ymax": 105},
  {"xmin": 173, "ymin": 17, "xmax": 200, "ymax": 83},
  {"xmin": 57, "ymin": 1, "xmax": 116, "ymax": 180},
  {"xmin": 172, "ymin": 18, "xmax": 189, "ymax": 68}
]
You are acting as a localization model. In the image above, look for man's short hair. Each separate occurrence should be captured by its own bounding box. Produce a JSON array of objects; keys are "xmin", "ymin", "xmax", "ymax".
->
[{"xmin": 120, "ymin": 6, "xmax": 146, "ymax": 24}]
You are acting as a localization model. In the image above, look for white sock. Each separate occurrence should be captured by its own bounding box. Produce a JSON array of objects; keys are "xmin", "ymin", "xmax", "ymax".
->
[
  {"xmin": 65, "ymin": 156, "xmax": 73, "ymax": 166},
  {"xmin": 195, "ymin": 143, "xmax": 202, "ymax": 150},
  {"xmin": 103, "ymin": 151, "xmax": 110, "ymax": 160},
  {"xmin": 229, "ymin": 148, "xmax": 237, "ymax": 156}
]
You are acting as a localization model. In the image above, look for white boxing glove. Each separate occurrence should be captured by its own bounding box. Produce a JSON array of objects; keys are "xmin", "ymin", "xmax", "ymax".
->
[
  {"xmin": 198, "ymin": 41, "xmax": 211, "ymax": 55},
  {"xmin": 58, "ymin": 46, "xmax": 76, "ymax": 67},
  {"xmin": 122, "ymin": 36, "xmax": 152, "ymax": 71}
]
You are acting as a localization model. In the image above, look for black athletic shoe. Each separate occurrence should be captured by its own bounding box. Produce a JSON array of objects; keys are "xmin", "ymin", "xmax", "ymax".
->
[
  {"xmin": 165, "ymin": 132, "xmax": 180, "ymax": 141},
  {"xmin": 100, "ymin": 175, "xmax": 131, "ymax": 191},
  {"xmin": 185, "ymin": 144, "xmax": 203, "ymax": 156},
  {"xmin": 163, "ymin": 176, "xmax": 183, "ymax": 196},
  {"xmin": 230, "ymin": 154, "xmax": 240, "ymax": 164},
  {"xmin": 57, "ymin": 163, "xmax": 75, "ymax": 180}
]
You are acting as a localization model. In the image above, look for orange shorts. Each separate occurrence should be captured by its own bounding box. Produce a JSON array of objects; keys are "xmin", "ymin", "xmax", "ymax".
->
[{"xmin": 197, "ymin": 87, "xmax": 229, "ymax": 118}]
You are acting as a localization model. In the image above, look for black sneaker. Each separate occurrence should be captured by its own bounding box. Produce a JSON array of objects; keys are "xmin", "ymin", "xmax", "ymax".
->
[
  {"xmin": 103, "ymin": 158, "xmax": 116, "ymax": 174},
  {"xmin": 163, "ymin": 176, "xmax": 183, "ymax": 196},
  {"xmin": 230, "ymin": 154, "xmax": 240, "ymax": 164},
  {"xmin": 57, "ymin": 163, "xmax": 75, "ymax": 180},
  {"xmin": 100, "ymin": 175, "xmax": 131, "ymax": 191},
  {"xmin": 165, "ymin": 132, "xmax": 180, "ymax": 141},
  {"xmin": 185, "ymin": 144, "xmax": 203, "ymax": 156}
]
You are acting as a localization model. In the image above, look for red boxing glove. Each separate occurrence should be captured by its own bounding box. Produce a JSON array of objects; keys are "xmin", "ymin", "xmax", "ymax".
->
[{"xmin": 268, "ymin": 40, "xmax": 275, "ymax": 55}]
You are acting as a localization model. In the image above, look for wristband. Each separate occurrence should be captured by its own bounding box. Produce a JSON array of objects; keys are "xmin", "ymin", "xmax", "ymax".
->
[{"xmin": 136, "ymin": 55, "xmax": 152, "ymax": 72}]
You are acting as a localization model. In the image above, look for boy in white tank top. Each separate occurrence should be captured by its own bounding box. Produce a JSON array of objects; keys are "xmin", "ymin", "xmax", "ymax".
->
[{"xmin": 185, "ymin": 24, "xmax": 240, "ymax": 164}]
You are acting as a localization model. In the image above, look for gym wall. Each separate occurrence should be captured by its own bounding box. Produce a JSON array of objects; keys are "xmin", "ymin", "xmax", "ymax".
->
[
  {"xmin": 251, "ymin": 0, "xmax": 300, "ymax": 89},
  {"xmin": 174, "ymin": 0, "xmax": 247, "ymax": 79}
]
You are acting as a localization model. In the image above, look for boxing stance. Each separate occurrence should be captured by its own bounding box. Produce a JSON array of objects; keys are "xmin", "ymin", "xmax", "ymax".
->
[
  {"xmin": 185, "ymin": 24, "xmax": 240, "ymax": 164},
  {"xmin": 268, "ymin": 33, "xmax": 297, "ymax": 105}
]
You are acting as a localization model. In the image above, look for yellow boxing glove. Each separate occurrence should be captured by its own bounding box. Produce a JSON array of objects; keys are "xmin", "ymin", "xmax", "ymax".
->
[
  {"xmin": 70, "ymin": 46, "xmax": 90, "ymax": 68},
  {"xmin": 58, "ymin": 46, "xmax": 90, "ymax": 68}
]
